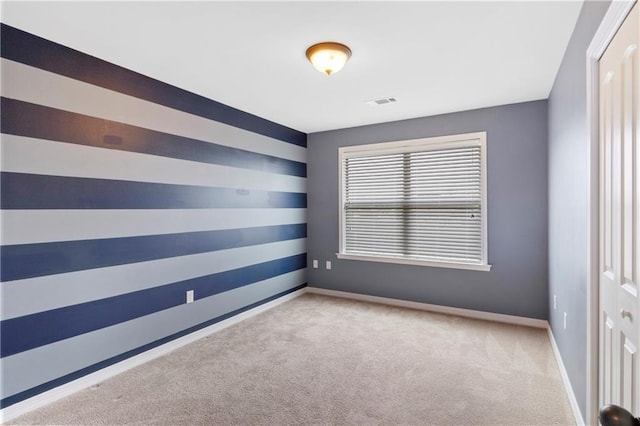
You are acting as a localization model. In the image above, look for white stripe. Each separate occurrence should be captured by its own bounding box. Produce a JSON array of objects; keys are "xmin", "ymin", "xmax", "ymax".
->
[
  {"xmin": 1, "ymin": 58, "xmax": 306, "ymax": 163},
  {"xmin": 1, "ymin": 238, "xmax": 306, "ymax": 320},
  {"xmin": 0, "ymin": 270, "xmax": 306, "ymax": 399},
  {"xmin": 1, "ymin": 208, "xmax": 306, "ymax": 245},
  {"xmin": 0, "ymin": 134, "xmax": 306, "ymax": 193}
]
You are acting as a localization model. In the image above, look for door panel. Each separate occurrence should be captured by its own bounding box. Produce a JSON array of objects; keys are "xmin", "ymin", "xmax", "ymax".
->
[
  {"xmin": 603, "ymin": 315, "xmax": 615, "ymax": 403},
  {"xmin": 621, "ymin": 335, "xmax": 637, "ymax": 412}
]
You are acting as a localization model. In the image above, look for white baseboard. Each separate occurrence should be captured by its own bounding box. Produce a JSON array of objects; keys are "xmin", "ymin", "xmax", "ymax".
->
[
  {"xmin": 0, "ymin": 288, "xmax": 305, "ymax": 424},
  {"xmin": 547, "ymin": 326, "xmax": 585, "ymax": 426},
  {"xmin": 306, "ymin": 287, "xmax": 548, "ymax": 328}
]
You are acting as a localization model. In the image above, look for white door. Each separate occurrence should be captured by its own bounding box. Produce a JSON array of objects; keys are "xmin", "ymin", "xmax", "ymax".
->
[{"xmin": 599, "ymin": 1, "xmax": 640, "ymax": 415}]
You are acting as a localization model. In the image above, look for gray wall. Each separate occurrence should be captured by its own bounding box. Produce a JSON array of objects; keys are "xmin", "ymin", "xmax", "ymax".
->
[
  {"xmin": 308, "ymin": 100, "xmax": 549, "ymax": 319},
  {"xmin": 547, "ymin": 0, "xmax": 610, "ymax": 419}
]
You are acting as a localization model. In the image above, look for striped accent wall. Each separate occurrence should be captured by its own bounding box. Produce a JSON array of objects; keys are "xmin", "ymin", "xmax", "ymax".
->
[{"xmin": 0, "ymin": 24, "xmax": 307, "ymax": 408}]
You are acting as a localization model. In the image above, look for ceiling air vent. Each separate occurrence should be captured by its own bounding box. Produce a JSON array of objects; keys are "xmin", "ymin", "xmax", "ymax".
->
[{"xmin": 365, "ymin": 96, "xmax": 399, "ymax": 107}]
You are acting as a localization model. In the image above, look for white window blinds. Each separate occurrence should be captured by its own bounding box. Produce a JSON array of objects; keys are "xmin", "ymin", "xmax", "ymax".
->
[{"xmin": 339, "ymin": 133, "xmax": 488, "ymax": 270}]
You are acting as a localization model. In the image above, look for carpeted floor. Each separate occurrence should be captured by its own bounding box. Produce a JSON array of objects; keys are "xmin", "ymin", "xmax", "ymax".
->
[{"xmin": 9, "ymin": 293, "xmax": 575, "ymax": 425}]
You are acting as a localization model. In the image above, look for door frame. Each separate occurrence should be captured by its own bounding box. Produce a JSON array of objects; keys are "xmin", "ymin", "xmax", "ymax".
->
[{"xmin": 586, "ymin": 1, "xmax": 637, "ymax": 424}]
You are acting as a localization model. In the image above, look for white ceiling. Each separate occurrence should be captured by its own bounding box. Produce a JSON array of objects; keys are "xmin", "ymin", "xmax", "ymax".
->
[{"xmin": 1, "ymin": 1, "xmax": 583, "ymax": 134}]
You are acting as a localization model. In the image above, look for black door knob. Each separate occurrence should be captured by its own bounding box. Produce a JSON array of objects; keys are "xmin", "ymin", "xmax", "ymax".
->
[{"xmin": 599, "ymin": 404, "xmax": 640, "ymax": 426}]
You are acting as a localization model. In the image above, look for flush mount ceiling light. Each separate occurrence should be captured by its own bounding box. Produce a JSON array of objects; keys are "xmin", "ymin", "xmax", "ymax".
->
[{"xmin": 305, "ymin": 42, "xmax": 352, "ymax": 76}]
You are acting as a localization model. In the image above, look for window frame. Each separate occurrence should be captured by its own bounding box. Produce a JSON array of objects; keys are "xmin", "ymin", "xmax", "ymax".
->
[{"xmin": 337, "ymin": 131, "xmax": 491, "ymax": 271}]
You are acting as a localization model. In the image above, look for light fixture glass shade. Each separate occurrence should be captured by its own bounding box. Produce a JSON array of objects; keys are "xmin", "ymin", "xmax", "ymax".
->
[{"xmin": 305, "ymin": 42, "xmax": 352, "ymax": 76}]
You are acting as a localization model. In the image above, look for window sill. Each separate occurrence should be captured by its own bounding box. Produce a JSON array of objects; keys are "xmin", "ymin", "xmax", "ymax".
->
[{"xmin": 335, "ymin": 253, "xmax": 492, "ymax": 272}]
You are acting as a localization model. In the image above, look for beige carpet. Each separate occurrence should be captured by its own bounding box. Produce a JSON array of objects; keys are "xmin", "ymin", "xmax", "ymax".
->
[{"xmin": 9, "ymin": 293, "xmax": 575, "ymax": 425}]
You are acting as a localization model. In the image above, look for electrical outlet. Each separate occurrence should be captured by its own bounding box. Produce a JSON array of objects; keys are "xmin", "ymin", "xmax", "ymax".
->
[
  {"xmin": 563, "ymin": 312, "xmax": 567, "ymax": 330},
  {"xmin": 326, "ymin": 261, "xmax": 331, "ymax": 270},
  {"xmin": 553, "ymin": 294, "xmax": 556, "ymax": 310},
  {"xmin": 312, "ymin": 259, "xmax": 318, "ymax": 269},
  {"xmin": 186, "ymin": 290, "xmax": 194, "ymax": 304}
]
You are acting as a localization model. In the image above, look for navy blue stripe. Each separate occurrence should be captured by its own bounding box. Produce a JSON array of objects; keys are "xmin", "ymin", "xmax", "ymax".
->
[
  {"xmin": 0, "ymin": 98, "xmax": 306, "ymax": 178},
  {"xmin": 0, "ymin": 24, "xmax": 306, "ymax": 147},
  {"xmin": 0, "ymin": 283, "xmax": 307, "ymax": 409},
  {"xmin": 0, "ymin": 172, "xmax": 307, "ymax": 210},
  {"xmin": 0, "ymin": 254, "xmax": 306, "ymax": 357},
  {"xmin": 1, "ymin": 224, "xmax": 306, "ymax": 281}
]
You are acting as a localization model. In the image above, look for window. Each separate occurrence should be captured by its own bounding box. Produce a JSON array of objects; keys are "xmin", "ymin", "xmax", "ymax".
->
[{"xmin": 337, "ymin": 132, "xmax": 490, "ymax": 271}]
